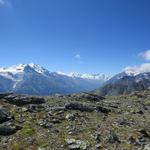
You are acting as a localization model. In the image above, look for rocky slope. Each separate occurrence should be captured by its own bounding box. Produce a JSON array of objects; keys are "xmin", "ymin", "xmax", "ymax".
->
[
  {"xmin": 0, "ymin": 63, "xmax": 109, "ymax": 96},
  {"xmin": 1, "ymin": 91, "xmax": 150, "ymax": 149}
]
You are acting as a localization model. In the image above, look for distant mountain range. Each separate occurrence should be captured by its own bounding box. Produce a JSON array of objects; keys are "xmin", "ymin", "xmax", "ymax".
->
[
  {"xmin": 57, "ymin": 72, "xmax": 109, "ymax": 80},
  {"xmin": 0, "ymin": 63, "xmax": 110, "ymax": 96},
  {"xmin": 94, "ymin": 70, "xmax": 150, "ymax": 96},
  {"xmin": 1, "ymin": 63, "xmax": 150, "ymax": 96}
]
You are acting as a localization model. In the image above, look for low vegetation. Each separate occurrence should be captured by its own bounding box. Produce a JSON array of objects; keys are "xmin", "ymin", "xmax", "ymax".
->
[{"xmin": 0, "ymin": 91, "xmax": 150, "ymax": 149}]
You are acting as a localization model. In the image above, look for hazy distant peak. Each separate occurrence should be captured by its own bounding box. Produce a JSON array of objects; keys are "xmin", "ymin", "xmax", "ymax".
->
[{"xmin": 57, "ymin": 72, "xmax": 111, "ymax": 81}]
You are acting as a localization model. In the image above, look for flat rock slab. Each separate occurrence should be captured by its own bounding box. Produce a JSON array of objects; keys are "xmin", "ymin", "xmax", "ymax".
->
[
  {"xmin": 65, "ymin": 102, "xmax": 95, "ymax": 112},
  {"xmin": 0, "ymin": 93, "xmax": 13, "ymax": 99},
  {"xmin": 0, "ymin": 108, "xmax": 11, "ymax": 124},
  {"xmin": 4, "ymin": 94, "xmax": 45, "ymax": 106},
  {"xmin": 0, "ymin": 122, "xmax": 22, "ymax": 136}
]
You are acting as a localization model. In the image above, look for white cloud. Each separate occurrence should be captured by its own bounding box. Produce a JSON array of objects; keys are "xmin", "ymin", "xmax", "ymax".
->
[
  {"xmin": 140, "ymin": 50, "xmax": 150, "ymax": 61},
  {"xmin": 123, "ymin": 63, "xmax": 150, "ymax": 75},
  {"xmin": 74, "ymin": 54, "xmax": 83, "ymax": 64}
]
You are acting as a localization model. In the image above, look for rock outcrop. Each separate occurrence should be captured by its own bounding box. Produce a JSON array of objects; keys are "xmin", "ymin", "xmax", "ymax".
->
[
  {"xmin": 0, "ymin": 108, "xmax": 11, "ymax": 123},
  {"xmin": 4, "ymin": 94, "xmax": 45, "ymax": 106}
]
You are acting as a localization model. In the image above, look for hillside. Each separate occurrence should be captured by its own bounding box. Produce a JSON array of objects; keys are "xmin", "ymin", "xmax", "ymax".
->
[{"xmin": 0, "ymin": 91, "xmax": 150, "ymax": 149}]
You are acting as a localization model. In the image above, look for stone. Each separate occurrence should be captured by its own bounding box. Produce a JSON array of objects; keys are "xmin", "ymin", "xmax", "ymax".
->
[
  {"xmin": 65, "ymin": 102, "xmax": 94, "ymax": 112},
  {"xmin": 51, "ymin": 118, "xmax": 61, "ymax": 124},
  {"xmin": 92, "ymin": 132, "xmax": 101, "ymax": 143},
  {"xmin": 66, "ymin": 139, "xmax": 88, "ymax": 150},
  {"xmin": 22, "ymin": 107, "xmax": 28, "ymax": 112},
  {"xmin": 0, "ymin": 108, "xmax": 11, "ymax": 123},
  {"xmin": 38, "ymin": 120, "xmax": 52, "ymax": 129},
  {"xmin": 82, "ymin": 92, "xmax": 105, "ymax": 101},
  {"xmin": 96, "ymin": 106, "xmax": 111, "ymax": 114},
  {"xmin": 108, "ymin": 131, "xmax": 120, "ymax": 144},
  {"xmin": 117, "ymin": 119, "xmax": 130, "ymax": 126},
  {"xmin": 128, "ymin": 136, "xmax": 137, "ymax": 145},
  {"xmin": 65, "ymin": 113, "xmax": 76, "ymax": 121},
  {"xmin": 0, "ymin": 122, "xmax": 22, "ymax": 136},
  {"xmin": 138, "ymin": 136, "xmax": 146, "ymax": 145},
  {"xmin": 95, "ymin": 143, "xmax": 103, "ymax": 149},
  {"xmin": 144, "ymin": 143, "xmax": 150, "ymax": 150},
  {"xmin": 0, "ymin": 93, "xmax": 13, "ymax": 99},
  {"xmin": 4, "ymin": 94, "xmax": 45, "ymax": 106},
  {"xmin": 38, "ymin": 148, "xmax": 46, "ymax": 150},
  {"xmin": 139, "ymin": 129, "xmax": 150, "ymax": 138}
]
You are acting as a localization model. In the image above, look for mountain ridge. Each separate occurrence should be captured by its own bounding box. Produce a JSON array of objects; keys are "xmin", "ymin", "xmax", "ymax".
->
[
  {"xmin": 0, "ymin": 63, "xmax": 109, "ymax": 95},
  {"xmin": 94, "ymin": 71, "xmax": 150, "ymax": 96}
]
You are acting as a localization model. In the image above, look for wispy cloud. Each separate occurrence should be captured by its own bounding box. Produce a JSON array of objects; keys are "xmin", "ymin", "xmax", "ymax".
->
[
  {"xmin": 139, "ymin": 50, "xmax": 150, "ymax": 61},
  {"xmin": 123, "ymin": 63, "xmax": 150, "ymax": 74},
  {"xmin": 0, "ymin": 0, "xmax": 5, "ymax": 5},
  {"xmin": 74, "ymin": 54, "xmax": 83, "ymax": 64},
  {"xmin": 0, "ymin": 0, "xmax": 12, "ymax": 8},
  {"xmin": 75, "ymin": 54, "xmax": 82, "ymax": 59},
  {"xmin": 123, "ymin": 50, "xmax": 150, "ymax": 74}
]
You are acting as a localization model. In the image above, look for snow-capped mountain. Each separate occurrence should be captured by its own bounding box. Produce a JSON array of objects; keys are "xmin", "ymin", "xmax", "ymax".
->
[
  {"xmin": 0, "ymin": 63, "xmax": 50, "ymax": 75},
  {"xmin": 94, "ymin": 70, "xmax": 150, "ymax": 96},
  {"xmin": 0, "ymin": 63, "xmax": 109, "ymax": 96},
  {"xmin": 106, "ymin": 64, "xmax": 150, "ymax": 83}
]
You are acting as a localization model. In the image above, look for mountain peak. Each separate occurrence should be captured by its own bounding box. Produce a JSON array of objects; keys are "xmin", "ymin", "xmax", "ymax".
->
[
  {"xmin": 27, "ymin": 63, "xmax": 49, "ymax": 74},
  {"xmin": 0, "ymin": 63, "xmax": 49, "ymax": 75}
]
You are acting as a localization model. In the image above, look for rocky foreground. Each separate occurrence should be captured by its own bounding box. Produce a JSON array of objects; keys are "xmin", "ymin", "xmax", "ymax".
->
[{"xmin": 0, "ymin": 92, "xmax": 150, "ymax": 150}]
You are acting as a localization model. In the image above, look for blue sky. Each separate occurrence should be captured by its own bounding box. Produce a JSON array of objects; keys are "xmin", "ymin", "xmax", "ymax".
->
[{"xmin": 0, "ymin": 0, "xmax": 150, "ymax": 75}]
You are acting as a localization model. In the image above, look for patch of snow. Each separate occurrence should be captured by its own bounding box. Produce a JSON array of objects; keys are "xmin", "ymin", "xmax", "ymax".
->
[
  {"xmin": 13, "ymin": 80, "xmax": 22, "ymax": 89},
  {"xmin": 28, "ymin": 63, "xmax": 50, "ymax": 75},
  {"xmin": 0, "ymin": 72, "xmax": 15, "ymax": 81},
  {"xmin": 0, "ymin": 64, "xmax": 26, "ymax": 74}
]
